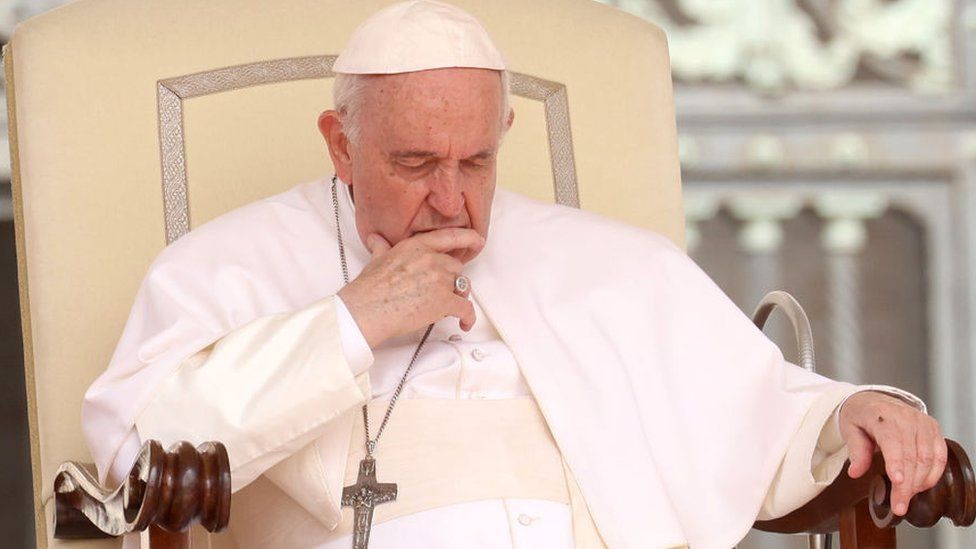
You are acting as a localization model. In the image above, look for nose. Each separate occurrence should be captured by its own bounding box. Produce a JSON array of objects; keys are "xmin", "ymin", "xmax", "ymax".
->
[{"xmin": 426, "ymin": 165, "xmax": 464, "ymax": 217}]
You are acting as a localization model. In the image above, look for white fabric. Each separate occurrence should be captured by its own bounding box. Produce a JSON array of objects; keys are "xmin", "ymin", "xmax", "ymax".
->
[
  {"xmin": 332, "ymin": 0, "xmax": 507, "ymax": 75},
  {"xmin": 229, "ymin": 471, "xmax": 573, "ymax": 549},
  {"xmin": 85, "ymin": 177, "xmax": 924, "ymax": 548},
  {"xmin": 325, "ymin": 285, "xmax": 561, "ymax": 548},
  {"xmin": 335, "ymin": 301, "xmax": 532, "ymax": 402},
  {"xmin": 130, "ymin": 291, "xmax": 923, "ymax": 547},
  {"xmin": 152, "ymin": 277, "xmax": 919, "ymax": 547},
  {"xmin": 320, "ymin": 499, "xmax": 575, "ymax": 549},
  {"xmin": 335, "ymin": 296, "xmax": 374, "ymax": 377}
]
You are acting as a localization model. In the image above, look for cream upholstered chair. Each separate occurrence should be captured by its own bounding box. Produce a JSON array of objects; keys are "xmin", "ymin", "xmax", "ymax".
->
[{"xmin": 5, "ymin": 0, "xmax": 682, "ymax": 546}]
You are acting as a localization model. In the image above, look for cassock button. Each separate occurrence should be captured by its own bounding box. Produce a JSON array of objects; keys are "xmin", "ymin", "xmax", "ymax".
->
[
  {"xmin": 471, "ymin": 348, "xmax": 487, "ymax": 361},
  {"xmin": 448, "ymin": 334, "xmax": 463, "ymax": 342},
  {"xmin": 517, "ymin": 514, "xmax": 534, "ymax": 526}
]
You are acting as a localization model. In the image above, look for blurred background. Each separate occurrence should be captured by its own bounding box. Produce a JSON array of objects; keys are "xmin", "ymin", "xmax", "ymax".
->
[{"xmin": 1, "ymin": 0, "xmax": 974, "ymax": 548}]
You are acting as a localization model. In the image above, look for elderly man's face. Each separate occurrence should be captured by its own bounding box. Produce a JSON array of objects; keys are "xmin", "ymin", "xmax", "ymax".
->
[{"xmin": 321, "ymin": 68, "xmax": 508, "ymax": 263}]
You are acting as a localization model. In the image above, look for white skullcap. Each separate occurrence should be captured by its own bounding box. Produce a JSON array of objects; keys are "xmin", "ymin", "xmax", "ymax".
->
[{"xmin": 333, "ymin": 0, "xmax": 506, "ymax": 75}]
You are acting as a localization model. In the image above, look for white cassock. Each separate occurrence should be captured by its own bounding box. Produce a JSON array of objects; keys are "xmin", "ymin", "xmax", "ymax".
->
[{"xmin": 83, "ymin": 177, "xmax": 923, "ymax": 548}]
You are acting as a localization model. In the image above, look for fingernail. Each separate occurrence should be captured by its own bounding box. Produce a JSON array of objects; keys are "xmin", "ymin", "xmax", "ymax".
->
[
  {"xmin": 896, "ymin": 503, "xmax": 907, "ymax": 515},
  {"xmin": 893, "ymin": 471, "xmax": 903, "ymax": 483}
]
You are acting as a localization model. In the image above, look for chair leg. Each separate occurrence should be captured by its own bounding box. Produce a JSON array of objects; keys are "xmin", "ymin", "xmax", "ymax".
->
[
  {"xmin": 840, "ymin": 500, "xmax": 897, "ymax": 548},
  {"xmin": 149, "ymin": 525, "xmax": 191, "ymax": 549}
]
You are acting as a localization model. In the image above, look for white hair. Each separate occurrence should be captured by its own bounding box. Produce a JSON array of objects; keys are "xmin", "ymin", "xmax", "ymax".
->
[{"xmin": 333, "ymin": 70, "xmax": 512, "ymax": 145}]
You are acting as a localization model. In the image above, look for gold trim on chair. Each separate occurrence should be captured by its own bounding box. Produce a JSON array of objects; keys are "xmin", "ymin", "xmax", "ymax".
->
[
  {"xmin": 157, "ymin": 84, "xmax": 191, "ymax": 246},
  {"xmin": 156, "ymin": 56, "xmax": 579, "ymax": 242},
  {"xmin": 156, "ymin": 56, "xmax": 338, "ymax": 243},
  {"xmin": 509, "ymin": 73, "xmax": 580, "ymax": 210}
]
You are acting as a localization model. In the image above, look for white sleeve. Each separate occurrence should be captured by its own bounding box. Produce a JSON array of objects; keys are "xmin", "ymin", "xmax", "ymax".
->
[
  {"xmin": 135, "ymin": 294, "xmax": 371, "ymax": 492},
  {"xmin": 758, "ymin": 384, "xmax": 926, "ymax": 520},
  {"xmin": 335, "ymin": 295, "xmax": 374, "ymax": 376}
]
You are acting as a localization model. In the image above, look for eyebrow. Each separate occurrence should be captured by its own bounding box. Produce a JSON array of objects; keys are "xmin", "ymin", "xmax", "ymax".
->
[
  {"xmin": 389, "ymin": 148, "xmax": 497, "ymax": 160},
  {"xmin": 467, "ymin": 149, "xmax": 496, "ymax": 160}
]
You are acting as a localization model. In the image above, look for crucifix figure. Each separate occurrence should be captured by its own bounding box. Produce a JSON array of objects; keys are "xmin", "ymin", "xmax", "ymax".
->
[{"xmin": 341, "ymin": 456, "xmax": 398, "ymax": 549}]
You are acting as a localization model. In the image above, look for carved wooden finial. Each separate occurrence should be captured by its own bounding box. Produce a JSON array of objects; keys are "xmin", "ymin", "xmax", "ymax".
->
[
  {"xmin": 53, "ymin": 440, "xmax": 231, "ymax": 539},
  {"xmin": 754, "ymin": 437, "xmax": 976, "ymax": 543},
  {"xmin": 869, "ymin": 439, "xmax": 976, "ymax": 529}
]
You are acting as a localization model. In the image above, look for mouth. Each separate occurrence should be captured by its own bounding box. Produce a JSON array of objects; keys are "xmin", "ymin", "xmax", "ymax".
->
[{"xmin": 412, "ymin": 224, "xmax": 470, "ymax": 235}]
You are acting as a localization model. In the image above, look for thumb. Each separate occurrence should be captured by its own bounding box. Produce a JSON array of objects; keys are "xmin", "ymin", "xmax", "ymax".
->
[
  {"xmin": 366, "ymin": 233, "xmax": 392, "ymax": 257},
  {"xmin": 845, "ymin": 428, "xmax": 876, "ymax": 479}
]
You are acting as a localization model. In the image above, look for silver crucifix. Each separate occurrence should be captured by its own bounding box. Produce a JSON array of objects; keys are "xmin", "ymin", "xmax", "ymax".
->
[{"xmin": 341, "ymin": 456, "xmax": 397, "ymax": 549}]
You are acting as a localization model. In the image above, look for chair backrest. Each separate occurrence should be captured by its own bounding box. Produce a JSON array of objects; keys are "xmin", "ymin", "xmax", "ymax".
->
[{"xmin": 5, "ymin": 0, "xmax": 682, "ymax": 545}]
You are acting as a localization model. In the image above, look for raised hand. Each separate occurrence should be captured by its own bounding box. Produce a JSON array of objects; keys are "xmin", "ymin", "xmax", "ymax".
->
[
  {"xmin": 337, "ymin": 228, "xmax": 483, "ymax": 348},
  {"xmin": 839, "ymin": 391, "xmax": 948, "ymax": 516}
]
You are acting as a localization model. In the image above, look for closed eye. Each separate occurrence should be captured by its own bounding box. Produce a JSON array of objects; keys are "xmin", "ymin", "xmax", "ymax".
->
[
  {"xmin": 398, "ymin": 158, "xmax": 431, "ymax": 169},
  {"xmin": 462, "ymin": 158, "xmax": 490, "ymax": 169},
  {"xmin": 463, "ymin": 151, "xmax": 495, "ymax": 168}
]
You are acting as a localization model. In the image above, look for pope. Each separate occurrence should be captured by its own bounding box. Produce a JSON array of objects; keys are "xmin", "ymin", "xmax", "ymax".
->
[{"xmin": 82, "ymin": 1, "xmax": 946, "ymax": 548}]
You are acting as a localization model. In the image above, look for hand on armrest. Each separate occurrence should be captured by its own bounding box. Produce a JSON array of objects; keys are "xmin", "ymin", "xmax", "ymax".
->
[{"xmin": 839, "ymin": 391, "xmax": 946, "ymax": 516}]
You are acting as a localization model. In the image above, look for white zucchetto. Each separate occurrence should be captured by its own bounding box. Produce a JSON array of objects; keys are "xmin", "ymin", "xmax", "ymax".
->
[{"xmin": 332, "ymin": 0, "xmax": 507, "ymax": 75}]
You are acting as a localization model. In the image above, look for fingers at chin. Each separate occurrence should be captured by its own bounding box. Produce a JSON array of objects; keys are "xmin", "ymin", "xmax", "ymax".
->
[
  {"xmin": 450, "ymin": 249, "xmax": 475, "ymax": 263},
  {"xmin": 366, "ymin": 233, "xmax": 392, "ymax": 255}
]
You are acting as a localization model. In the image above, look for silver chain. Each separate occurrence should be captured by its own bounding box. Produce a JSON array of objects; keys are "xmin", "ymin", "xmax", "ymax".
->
[{"xmin": 331, "ymin": 174, "xmax": 434, "ymax": 457}]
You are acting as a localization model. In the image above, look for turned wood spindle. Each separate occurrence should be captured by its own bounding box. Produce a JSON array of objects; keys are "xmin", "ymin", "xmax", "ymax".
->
[
  {"xmin": 755, "ymin": 438, "xmax": 976, "ymax": 546},
  {"xmin": 53, "ymin": 440, "xmax": 231, "ymax": 541}
]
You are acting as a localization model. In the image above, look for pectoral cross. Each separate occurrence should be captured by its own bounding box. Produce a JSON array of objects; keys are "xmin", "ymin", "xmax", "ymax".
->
[{"xmin": 341, "ymin": 457, "xmax": 397, "ymax": 549}]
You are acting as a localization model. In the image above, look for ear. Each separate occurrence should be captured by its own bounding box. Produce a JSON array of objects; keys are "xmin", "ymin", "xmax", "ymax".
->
[{"xmin": 318, "ymin": 110, "xmax": 354, "ymax": 184}]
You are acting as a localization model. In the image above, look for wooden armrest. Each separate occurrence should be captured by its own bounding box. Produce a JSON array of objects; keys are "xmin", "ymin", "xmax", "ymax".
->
[
  {"xmin": 53, "ymin": 440, "xmax": 231, "ymax": 543},
  {"xmin": 754, "ymin": 438, "xmax": 976, "ymax": 539}
]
